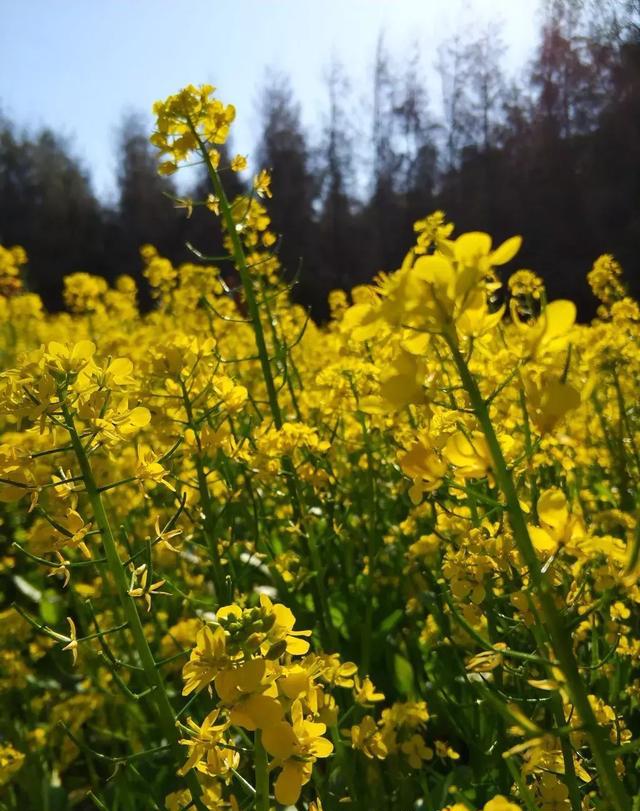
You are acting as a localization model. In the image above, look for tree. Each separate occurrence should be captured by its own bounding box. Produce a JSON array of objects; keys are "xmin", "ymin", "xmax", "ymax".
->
[
  {"xmin": 364, "ymin": 36, "xmax": 407, "ymax": 274},
  {"xmin": 315, "ymin": 58, "xmax": 359, "ymax": 294},
  {"xmin": 437, "ymin": 31, "xmax": 476, "ymax": 170},
  {"xmin": 114, "ymin": 113, "xmax": 183, "ymax": 304},
  {"xmin": 394, "ymin": 43, "xmax": 438, "ymax": 223},
  {"xmin": 256, "ymin": 71, "xmax": 318, "ymax": 308},
  {"xmin": 0, "ymin": 120, "xmax": 106, "ymax": 309}
]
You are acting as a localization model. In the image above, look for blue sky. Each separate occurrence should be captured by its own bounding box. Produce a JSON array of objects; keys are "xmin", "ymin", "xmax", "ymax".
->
[{"xmin": 0, "ymin": 1, "xmax": 539, "ymax": 200}]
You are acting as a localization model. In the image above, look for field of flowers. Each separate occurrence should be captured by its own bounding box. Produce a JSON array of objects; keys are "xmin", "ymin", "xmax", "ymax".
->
[{"xmin": 1, "ymin": 85, "xmax": 639, "ymax": 811}]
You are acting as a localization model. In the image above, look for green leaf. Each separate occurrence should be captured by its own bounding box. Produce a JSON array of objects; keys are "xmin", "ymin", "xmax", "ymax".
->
[
  {"xmin": 393, "ymin": 652, "xmax": 415, "ymax": 697},
  {"xmin": 39, "ymin": 588, "xmax": 63, "ymax": 626},
  {"xmin": 378, "ymin": 609, "xmax": 403, "ymax": 637}
]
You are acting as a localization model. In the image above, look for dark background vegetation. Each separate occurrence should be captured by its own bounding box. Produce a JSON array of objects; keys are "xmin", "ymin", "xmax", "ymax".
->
[{"xmin": 0, "ymin": 0, "xmax": 638, "ymax": 320}]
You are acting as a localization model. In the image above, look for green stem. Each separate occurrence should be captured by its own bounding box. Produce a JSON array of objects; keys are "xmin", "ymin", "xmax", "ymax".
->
[
  {"xmin": 195, "ymin": 457, "xmax": 226, "ymax": 599},
  {"xmin": 518, "ymin": 382, "xmax": 539, "ymax": 520},
  {"xmin": 504, "ymin": 758, "xmax": 538, "ymax": 811},
  {"xmin": 254, "ymin": 730, "xmax": 270, "ymax": 811},
  {"xmin": 60, "ymin": 399, "xmax": 207, "ymax": 811},
  {"xmin": 444, "ymin": 332, "xmax": 630, "ymax": 811},
  {"xmin": 257, "ymin": 272, "xmax": 303, "ymax": 421},
  {"xmin": 286, "ymin": 466, "xmax": 337, "ymax": 650},
  {"xmin": 180, "ymin": 379, "xmax": 225, "ymax": 599},
  {"xmin": 611, "ymin": 367, "xmax": 639, "ymax": 508},
  {"xmin": 194, "ymin": 125, "xmax": 336, "ymax": 648},
  {"xmin": 192, "ymin": 123, "xmax": 283, "ymax": 430},
  {"xmin": 592, "ymin": 390, "xmax": 630, "ymax": 511},
  {"xmin": 355, "ymin": 405, "xmax": 378, "ymax": 673},
  {"xmin": 550, "ymin": 693, "xmax": 582, "ymax": 811}
]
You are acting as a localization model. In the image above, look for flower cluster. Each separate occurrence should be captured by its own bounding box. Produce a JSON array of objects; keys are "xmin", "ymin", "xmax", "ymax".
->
[
  {"xmin": 180, "ymin": 596, "xmax": 336, "ymax": 804},
  {"xmin": 151, "ymin": 83, "xmax": 236, "ymax": 175}
]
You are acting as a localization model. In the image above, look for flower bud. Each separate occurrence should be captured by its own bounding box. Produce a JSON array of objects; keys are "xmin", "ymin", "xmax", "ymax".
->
[{"xmin": 246, "ymin": 632, "xmax": 263, "ymax": 650}]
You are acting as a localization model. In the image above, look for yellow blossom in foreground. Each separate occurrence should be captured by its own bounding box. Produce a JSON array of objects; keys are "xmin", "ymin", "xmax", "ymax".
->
[
  {"xmin": 177, "ymin": 708, "xmax": 231, "ymax": 776},
  {"xmin": 262, "ymin": 700, "xmax": 333, "ymax": 806}
]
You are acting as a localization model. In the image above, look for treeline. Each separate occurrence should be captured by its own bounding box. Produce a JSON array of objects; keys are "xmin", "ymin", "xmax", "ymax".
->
[{"xmin": 0, "ymin": 0, "xmax": 639, "ymax": 319}]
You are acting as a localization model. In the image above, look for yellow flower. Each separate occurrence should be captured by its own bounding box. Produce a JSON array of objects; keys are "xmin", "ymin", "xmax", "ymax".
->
[
  {"xmin": 537, "ymin": 773, "xmax": 571, "ymax": 811},
  {"xmin": 214, "ymin": 659, "xmax": 282, "ymax": 730},
  {"xmin": 511, "ymin": 299, "xmax": 576, "ymax": 359},
  {"xmin": 262, "ymin": 699, "xmax": 333, "ymax": 806},
  {"xmin": 182, "ymin": 625, "xmax": 230, "ymax": 696},
  {"xmin": 509, "ymin": 269, "xmax": 544, "ymax": 300},
  {"xmin": 253, "ymin": 169, "xmax": 272, "ymax": 199},
  {"xmin": 413, "ymin": 210, "xmax": 455, "ymax": 255},
  {"xmin": 53, "ymin": 508, "xmax": 93, "ymax": 559},
  {"xmin": 373, "ymin": 349, "xmax": 428, "ymax": 412},
  {"xmin": 407, "ymin": 230, "xmax": 519, "ymax": 333},
  {"xmin": 347, "ymin": 715, "xmax": 388, "ymax": 760},
  {"xmin": 158, "ymin": 160, "xmax": 178, "ymax": 175},
  {"xmin": 127, "ymin": 564, "xmax": 168, "ymax": 612},
  {"xmin": 399, "ymin": 433, "xmax": 447, "ymax": 504},
  {"xmin": 444, "ymin": 430, "xmax": 493, "ymax": 480},
  {"xmin": 353, "ymin": 675, "xmax": 385, "ymax": 704},
  {"xmin": 279, "ymin": 661, "xmax": 321, "ymax": 706},
  {"xmin": 435, "ymin": 740, "xmax": 460, "ymax": 760},
  {"xmin": 151, "ymin": 84, "xmax": 235, "ymax": 174},
  {"xmin": 48, "ymin": 551, "xmax": 71, "ymax": 588},
  {"xmin": 173, "ymin": 197, "xmax": 194, "ymax": 218},
  {"xmin": 230, "ymin": 154, "xmax": 248, "ymax": 172},
  {"xmin": 206, "ymin": 194, "xmax": 220, "ymax": 215},
  {"xmin": 212, "ymin": 374, "xmax": 248, "ymax": 412},
  {"xmin": 466, "ymin": 643, "xmax": 507, "ymax": 673},
  {"xmin": 92, "ymin": 397, "xmax": 151, "ymax": 443},
  {"xmin": 400, "ymin": 734, "xmax": 433, "ymax": 768},
  {"xmin": 61, "ymin": 616, "xmax": 79, "ymax": 665},
  {"xmin": 151, "ymin": 516, "xmax": 182, "ymax": 553},
  {"xmin": 587, "ymin": 254, "xmax": 625, "ymax": 307},
  {"xmin": 63, "ymin": 272, "xmax": 108, "ymax": 314},
  {"xmin": 177, "ymin": 708, "xmax": 231, "ymax": 776},
  {"xmin": 318, "ymin": 655, "xmax": 358, "ymax": 688},
  {"xmin": 483, "ymin": 796, "xmax": 522, "ymax": 811},
  {"xmin": 135, "ymin": 444, "xmax": 175, "ymax": 491},
  {"xmin": 259, "ymin": 593, "xmax": 312, "ymax": 655},
  {"xmin": 0, "ymin": 744, "xmax": 25, "ymax": 787},
  {"xmin": 528, "ymin": 488, "xmax": 585, "ymax": 555},
  {"xmin": 522, "ymin": 374, "xmax": 581, "ymax": 434},
  {"xmin": 44, "ymin": 340, "xmax": 96, "ymax": 377}
]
